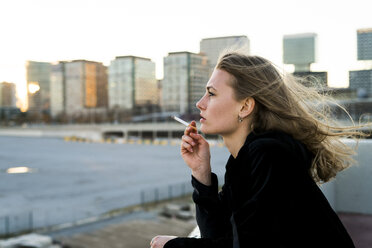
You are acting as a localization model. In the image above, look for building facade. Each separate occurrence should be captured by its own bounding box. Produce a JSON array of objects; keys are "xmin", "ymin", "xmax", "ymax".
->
[
  {"xmin": 26, "ymin": 61, "xmax": 52, "ymax": 114},
  {"xmin": 50, "ymin": 60, "xmax": 108, "ymax": 117},
  {"xmin": 0, "ymin": 82, "xmax": 17, "ymax": 107},
  {"xmin": 357, "ymin": 28, "xmax": 372, "ymax": 61},
  {"xmin": 200, "ymin": 36, "xmax": 250, "ymax": 74},
  {"xmin": 320, "ymin": 88, "xmax": 357, "ymax": 101},
  {"xmin": 162, "ymin": 52, "xmax": 209, "ymax": 115},
  {"xmin": 50, "ymin": 62, "xmax": 66, "ymax": 117},
  {"xmin": 349, "ymin": 69, "xmax": 372, "ymax": 98},
  {"xmin": 108, "ymin": 56, "xmax": 158, "ymax": 111},
  {"xmin": 283, "ymin": 33, "xmax": 317, "ymax": 72}
]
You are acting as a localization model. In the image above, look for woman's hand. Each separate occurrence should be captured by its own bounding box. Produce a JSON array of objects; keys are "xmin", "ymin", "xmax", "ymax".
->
[
  {"xmin": 150, "ymin": 235, "xmax": 177, "ymax": 248},
  {"xmin": 181, "ymin": 121, "xmax": 211, "ymax": 186}
]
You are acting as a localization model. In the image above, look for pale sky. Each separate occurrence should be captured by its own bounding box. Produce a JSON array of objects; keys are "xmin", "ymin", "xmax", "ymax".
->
[{"xmin": 0, "ymin": 0, "xmax": 372, "ymax": 110}]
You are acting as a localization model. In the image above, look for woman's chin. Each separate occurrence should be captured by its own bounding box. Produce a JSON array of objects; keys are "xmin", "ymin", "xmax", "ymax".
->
[
  {"xmin": 200, "ymin": 125, "xmax": 207, "ymax": 134},
  {"xmin": 200, "ymin": 126, "xmax": 217, "ymax": 135}
]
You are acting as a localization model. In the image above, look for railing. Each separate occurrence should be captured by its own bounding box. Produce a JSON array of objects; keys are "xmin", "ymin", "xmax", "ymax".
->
[{"xmin": 0, "ymin": 212, "xmax": 33, "ymax": 238}]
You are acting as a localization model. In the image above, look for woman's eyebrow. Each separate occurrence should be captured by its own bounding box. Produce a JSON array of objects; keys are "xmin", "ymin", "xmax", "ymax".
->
[{"xmin": 206, "ymin": 86, "xmax": 217, "ymax": 91}]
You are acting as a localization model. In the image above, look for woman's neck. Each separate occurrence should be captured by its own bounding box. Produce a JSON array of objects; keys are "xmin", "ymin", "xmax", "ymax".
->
[{"xmin": 223, "ymin": 127, "xmax": 250, "ymax": 159}]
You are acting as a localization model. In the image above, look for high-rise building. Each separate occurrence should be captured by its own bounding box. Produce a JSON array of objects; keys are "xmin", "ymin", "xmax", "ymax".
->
[
  {"xmin": 200, "ymin": 36, "xmax": 250, "ymax": 74},
  {"xmin": 26, "ymin": 61, "xmax": 52, "ymax": 114},
  {"xmin": 283, "ymin": 33, "xmax": 328, "ymax": 87},
  {"xmin": 348, "ymin": 28, "xmax": 372, "ymax": 98},
  {"xmin": 0, "ymin": 82, "xmax": 17, "ymax": 107},
  {"xmin": 50, "ymin": 62, "xmax": 66, "ymax": 117},
  {"xmin": 357, "ymin": 28, "xmax": 372, "ymax": 61},
  {"xmin": 162, "ymin": 52, "xmax": 209, "ymax": 114},
  {"xmin": 50, "ymin": 60, "xmax": 108, "ymax": 117},
  {"xmin": 96, "ymin": 63, "xmax": 108, "ymax": 108},
  {"xmin": 349, "ymin": 69, "xmax": 372, "ymax": 98},
  {"xmin": 283, "ymin": 33, "xmax": 317, "ymax": 72},
  {"xmin": 108, "ymin": 56, "xmax": 158, "ymax": 110}
]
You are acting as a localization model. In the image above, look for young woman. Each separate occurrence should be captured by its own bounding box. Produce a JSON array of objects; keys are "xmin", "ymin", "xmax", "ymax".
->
[{"xmin": 150, "ymin": 52, "xmax": 359, "ymax": 248}]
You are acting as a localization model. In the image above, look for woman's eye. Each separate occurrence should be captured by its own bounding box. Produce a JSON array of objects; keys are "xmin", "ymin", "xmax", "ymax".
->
[{"xmin": 208, "ymin": 91, "xmax": 214, "ymax": 96}]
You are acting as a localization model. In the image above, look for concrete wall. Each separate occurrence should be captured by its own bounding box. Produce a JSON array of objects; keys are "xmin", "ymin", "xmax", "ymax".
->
[
  {"xmin": 334, "ymin": 140, "xmax": 372, "ymax": 214},
  {"xmin": 320, "ymin": 180, "xmax": 336, "ymax": 209},
  {"xmin": 321, "ymin": 139, "xmax": 372, "ymax": 214}
]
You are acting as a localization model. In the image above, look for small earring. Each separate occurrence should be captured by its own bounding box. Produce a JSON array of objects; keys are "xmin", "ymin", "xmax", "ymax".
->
[{"xmin": 238, "ymin": 116, "xmax": 243, "ymax": 123}]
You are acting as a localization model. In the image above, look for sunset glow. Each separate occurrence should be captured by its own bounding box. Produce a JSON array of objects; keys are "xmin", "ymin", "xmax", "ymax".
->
[
  {"xmin": 1, "ymin": 0, "xmax": 371, "ymax": 113},
  {"xmin": 28, "ymin": 83, "xmax": 40, "ymax": 94}
]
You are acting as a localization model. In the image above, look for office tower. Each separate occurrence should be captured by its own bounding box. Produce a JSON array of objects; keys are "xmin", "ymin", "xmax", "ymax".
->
[
  {"xmin": 283, "ymin": 33, "xmax": 317, "ymax": 72},
  {"xmin": 108, "ymin": 56, "xmax": 158, "ymax": 111},
  {"xmin": 357, "ymin": 28, "xmax": 372, "ymax": 61},
  {"xmin": 0, "ymin": 82, "xmax": 17, "ymax": 107},
  {"xmin": 162, "ymin": 52, "xmax": 209, "ymax": 114},
  {"xmin": 50, "ymin": 62, "xmax": 66, "ymax": 117},
  {"xmin": 283, "ymin": 33, "xmax": 327, "ymax": 87},
  {"xmin": 348, "ymin": 28, "xmax": 372, "ymax": 98},
  {"xmin": 26, "ymin": 61, "xmax": 52, "ymax": 114},
  {"xmin": 0, "ymin": 82, "xmax": 19, "ymax": 122},
  {"xmin": 157, "ymin": 79, "xmax": 162, "ymax": 107},
  {"xmin": 50, "ymin": 60, "xmax": 108, "ymax": 117},
  {"xmin": 200, "ymin": 36, "xmax": 250, "ymax": 74},
  {"xmin": 96, "ymin": 63, "xmax": 108, "ymax": 108},
  {"xmin": 349, "ymin": 69, "xmax": 372, "ymax": 98}
]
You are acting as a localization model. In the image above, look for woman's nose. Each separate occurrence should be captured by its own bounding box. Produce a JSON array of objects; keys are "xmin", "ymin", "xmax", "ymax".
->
[{"xmin": 196, "ymin": 95, "xmax": 205, "ymax": 110}]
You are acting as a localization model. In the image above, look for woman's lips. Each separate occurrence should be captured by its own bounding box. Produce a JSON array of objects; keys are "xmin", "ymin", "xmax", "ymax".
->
[{"xmin": 200, "ymin": 116, "xmax": 206, "ymax": 123}]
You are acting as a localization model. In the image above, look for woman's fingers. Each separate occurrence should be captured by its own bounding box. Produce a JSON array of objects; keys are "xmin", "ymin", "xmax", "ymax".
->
[
  {"xmin": 182, "ymin": 141, "xmax": 193, "ymax": 152},
  {"xmin": 150, "ymin": 235, "xmax": 177, "ymax": 248},
  {"xmin": 181, "ymin": 120, "xmax": 201, "ymax": 154},
  {"xmin": 182, "ymin": 135, "xmax": 196, "ymax": 146},
  {"xmin": 184, "ymin": 120, "xmax": 197, "ymax": 135},
  {"xmin": 189, "ymin": 121, "xmax": 197, "ymax": 132},
  {"xmin": 184, "ymin": 126, "xmax": 194, "ymax": 136}
]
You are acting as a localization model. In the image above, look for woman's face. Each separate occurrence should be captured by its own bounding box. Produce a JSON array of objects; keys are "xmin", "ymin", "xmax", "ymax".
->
[{"xmin": 196, "ymin": 69, "xmax": 243, "ymax": 136}]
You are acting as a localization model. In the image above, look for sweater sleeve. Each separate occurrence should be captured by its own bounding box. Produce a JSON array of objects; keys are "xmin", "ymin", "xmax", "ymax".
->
[
  {"xmin": 191, "ymin": 173, "xmax": 232, "ymax": 239},
  {"xmin": 163, "ymin": 173, "xmax": 233, "ymax": 248},
  {"xmin": 164, "ymin": 237, "xmax": 231, "ymax": 248}
]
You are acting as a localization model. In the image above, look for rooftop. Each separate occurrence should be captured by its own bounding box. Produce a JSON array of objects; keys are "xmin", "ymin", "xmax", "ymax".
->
[
  {"xmin": 115, "ymin": 55, "xmax": 152, "ymax": 61},
  {"xmin": 201, "ymin": 35, "xmax": 248, "ymax": 41},
  {"xmin": 357, "ymin": 28, "xmax": 372, "ymax": 33}
]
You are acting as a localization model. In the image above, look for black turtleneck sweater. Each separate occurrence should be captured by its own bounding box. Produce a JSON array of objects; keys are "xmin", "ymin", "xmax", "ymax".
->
[{"xmin": 164, "ymin": 131, "xmax": 355, "ymax": 248}]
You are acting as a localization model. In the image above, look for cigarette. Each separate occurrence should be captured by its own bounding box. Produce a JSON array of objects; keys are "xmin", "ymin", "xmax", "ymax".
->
[{"xmin": 172, "ymin": 116, "xmax": 197, "ymax": 131}]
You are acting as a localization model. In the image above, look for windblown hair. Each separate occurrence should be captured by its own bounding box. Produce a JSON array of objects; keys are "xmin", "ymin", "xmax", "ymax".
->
[{"xmin": 216, "ymin": 50, "xmax": 366, "ymax": 184}]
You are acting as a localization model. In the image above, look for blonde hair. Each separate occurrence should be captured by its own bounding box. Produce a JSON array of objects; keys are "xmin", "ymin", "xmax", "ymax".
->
[{"xmin": 216, "ymin": 51, "xmax": 367, "ymax": 184}]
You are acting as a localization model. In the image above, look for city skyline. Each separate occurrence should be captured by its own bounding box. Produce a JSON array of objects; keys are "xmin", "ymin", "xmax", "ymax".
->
[{"xmin": 1, "ymin": 0, "xmax": 372, "ymax": 111}]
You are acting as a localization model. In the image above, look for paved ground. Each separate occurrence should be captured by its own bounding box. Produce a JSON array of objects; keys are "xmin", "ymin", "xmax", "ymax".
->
[
  {"xmin": 0, "ymin": 136, "xmax": 229, "ymax": 230},
  {"xmin": 56, "ymin": 217, "xmax": 196, "ymax": 248},
  {"xmin": 51, "ymin": 211, "xmax": 372, "ymax": 248},
  {"xmin": 339, "ymin": 212, "xmax": 372, "ymax": 248}
]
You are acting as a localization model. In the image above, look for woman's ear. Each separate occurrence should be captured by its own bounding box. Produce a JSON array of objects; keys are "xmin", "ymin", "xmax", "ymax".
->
[{"xmin": 240, "ymin": 97, "xmax": 255, "ymax": 118}]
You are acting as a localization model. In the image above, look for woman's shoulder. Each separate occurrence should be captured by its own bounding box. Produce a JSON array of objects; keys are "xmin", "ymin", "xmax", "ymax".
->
[
  {"xmin": 247, "ymin": 130, "xmax": 294, "ymax": 147},
  {"xmin": 241, "ymin": 130, "xmax": 306, "ymax": 158}
]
